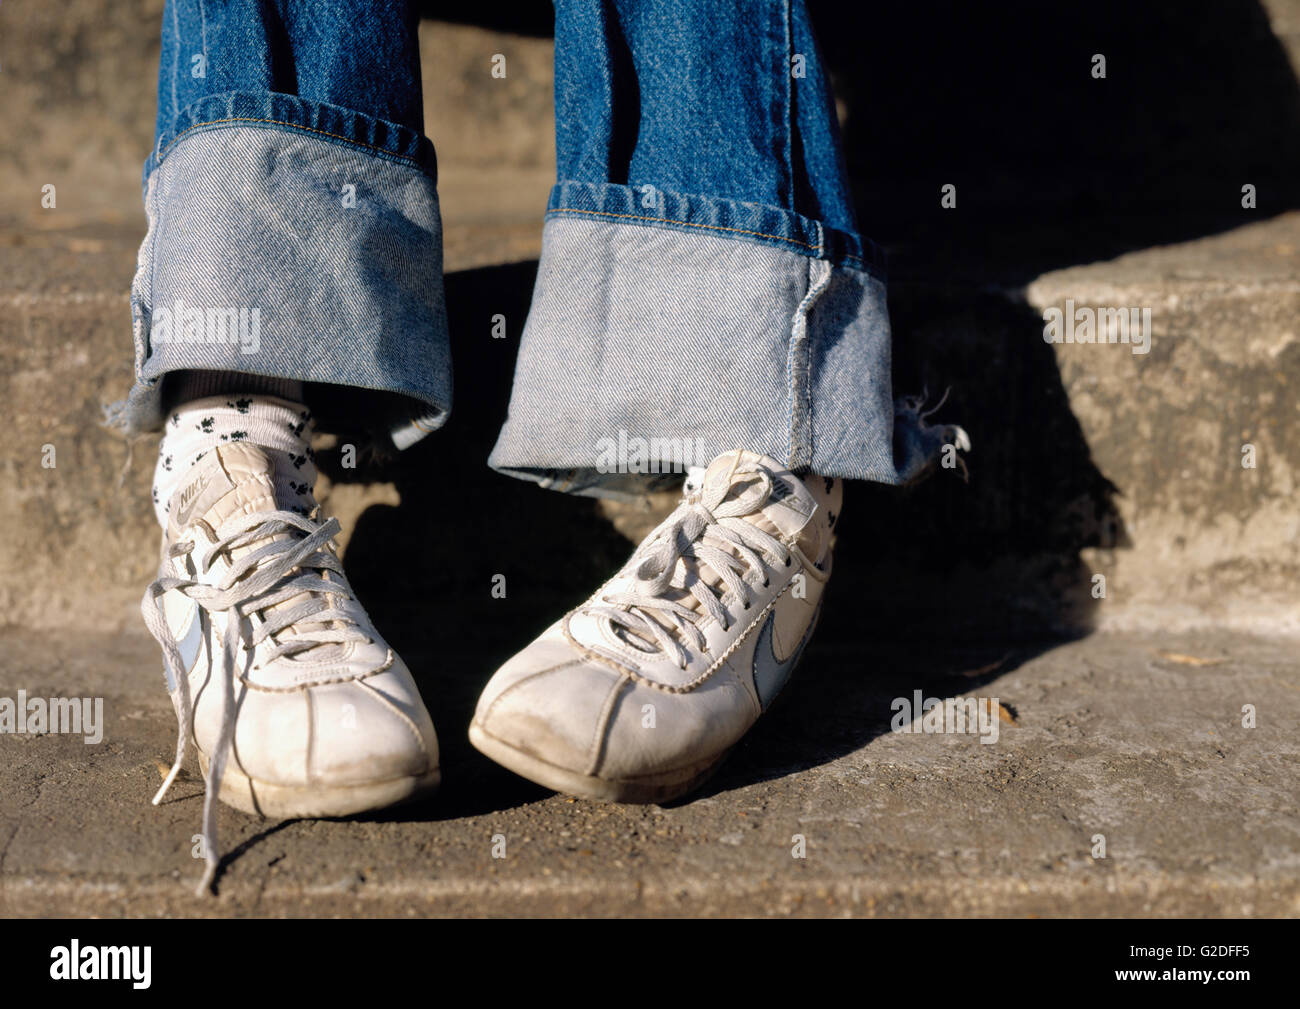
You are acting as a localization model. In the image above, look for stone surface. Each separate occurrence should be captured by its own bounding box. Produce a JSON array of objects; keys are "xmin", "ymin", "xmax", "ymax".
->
[
  {"xmin": 1028, "ymin": 215, "xmax": 1300, "ymax": 634},
  {"xmin": 0, "ymin": 629, "xmax": 1294, "ymax": 917},
  {"xmin": 2, "ymin": 5, "xmax": 1298, "ymax": 637}
]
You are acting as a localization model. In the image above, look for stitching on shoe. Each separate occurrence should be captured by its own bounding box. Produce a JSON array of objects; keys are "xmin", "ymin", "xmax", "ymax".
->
[
  {"xmin": 303, "ymin": 689, "xmax": 316, "ymax": 786},
  {"xmin": 236, "ymin": 647, "xmax": 395, "ymax": 692},
  {"xmin": 585, "ymin": 674, "xmax": 631, "ymax": 777},
  {"xmin": 352, "ymin": 677, "xmax": 428, "ymax": 760},
  {"xmin": 562, "ymin": 569, "xmax": 802, "ymax": 696},
  {"xmin": 482, "ymin": 658, "xmax": 586, "ymax": 724}
]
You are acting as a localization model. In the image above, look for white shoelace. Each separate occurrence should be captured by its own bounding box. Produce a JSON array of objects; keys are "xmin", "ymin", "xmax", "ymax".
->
[
  {"xmin": 583, "ymin": 457, "xmax": 791, "ymax": 669},
  {"xmin": 141, "ymin": 509, "xmax": 377, "ymax": 895}
]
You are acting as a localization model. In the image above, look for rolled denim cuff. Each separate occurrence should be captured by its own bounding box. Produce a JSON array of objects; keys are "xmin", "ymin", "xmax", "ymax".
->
[
  {"xmin": 488, "ymin": 181, "xmax": 960, "ymax": 498},
  {"xmin": 106, "ymin": 91, "xmax": 450, "ymax": 448}
]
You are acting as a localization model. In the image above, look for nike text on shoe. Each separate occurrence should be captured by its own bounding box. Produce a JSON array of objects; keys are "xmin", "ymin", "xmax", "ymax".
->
[
  {"xmin": 141, "ymin": 442, "xmax": 439, "ymax": 893},
  {"xmin": 470, "ymin": 449, "xmax": 841, "ymax": 804}
]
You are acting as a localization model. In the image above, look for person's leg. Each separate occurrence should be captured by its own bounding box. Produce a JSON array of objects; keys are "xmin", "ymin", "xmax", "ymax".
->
[
  {"xmin": 109, "ymin": 0, "xmax": 450, "ymax": 449},
  {"xmin": 472, "ymin": 0, "xmax": 965, "ymax": 799},
  {"xmin": 488, "ymin": 0, "xmax": 955, "ymax": 493},
  {"xmin": 121, "ymin": 0, "xmax": 444, "ymax": 894}
]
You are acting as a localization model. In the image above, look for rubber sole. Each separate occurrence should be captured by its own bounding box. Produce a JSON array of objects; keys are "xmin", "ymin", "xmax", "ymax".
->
[
  {"xmin": 468, "ymin": 723, "xmax": 730, "ymax": 804},
  {"xmin": 197, "ymin": 754, "xmax": 440, "ymax": 819}
]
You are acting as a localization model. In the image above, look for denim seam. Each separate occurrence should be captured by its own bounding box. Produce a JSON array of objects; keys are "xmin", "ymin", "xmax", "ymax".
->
[
  {"xmin": 549, "ymin": 206, "xmax": 822, "ymax": 253},
  {"xmin": 140, "ymin": 174, "xmax": 161, "ymax": 387},
  {"xmin": 786, "ymin": 252, "xmax": 832, "ymax": 470},
  {"xmin": 781, "ymin": 0, "xmax": 795, "ymax": 214},
  {"xmin": 157, "ymin": 116, "xmax": 430, "ymax": 172}
]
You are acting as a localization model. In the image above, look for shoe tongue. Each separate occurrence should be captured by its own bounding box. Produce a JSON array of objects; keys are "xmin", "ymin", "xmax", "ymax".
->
[
  {"xmin": 168, "ymin": 443, "xmax": 347, "ymax": 660},
  {"xmin": 699, "ymin": 450, "xmax": 817, "ymax": 543},
  {"xmin": 169, "ymin": 442, "xmax": 280, "ymax": 540}
]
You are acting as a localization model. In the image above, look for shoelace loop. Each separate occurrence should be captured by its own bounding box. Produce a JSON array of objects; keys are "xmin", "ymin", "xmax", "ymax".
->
[{"xmin": 583, "ymin": 460, "xmax": 791, "ymax": 670}]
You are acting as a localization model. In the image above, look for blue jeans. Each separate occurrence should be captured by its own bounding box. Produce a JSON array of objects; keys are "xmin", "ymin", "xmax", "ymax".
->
[{"xmin": 109, "ymin": 0, "xmax": 955, "ymax": 497}]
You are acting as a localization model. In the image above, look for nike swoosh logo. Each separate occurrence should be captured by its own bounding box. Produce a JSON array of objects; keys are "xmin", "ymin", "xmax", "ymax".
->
[
  {"xmin": 751, "ymin": 601, "xmax": 821, "ymax": 711},
  {"xmin": 173, "ymin": 464, "xmax": 235, "ymax": 528},
  {"xmin": 164, "ymin": 604, "xmax": 203, "ymax": 691},
  {"xmin": 173, "ymin": 472, "xmax": 212, "ymax": 528}
]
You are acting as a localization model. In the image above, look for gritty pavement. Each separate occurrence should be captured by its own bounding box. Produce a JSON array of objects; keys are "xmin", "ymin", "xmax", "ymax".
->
[{"xmin": 1, "ymin": 628, "xmax": 1296, "ymax": 917}]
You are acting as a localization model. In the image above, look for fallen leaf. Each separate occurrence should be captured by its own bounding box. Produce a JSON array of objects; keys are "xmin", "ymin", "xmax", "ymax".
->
[
  {"xmin": 1155, "ymin": 650, "xmax": 1224, "ymax": 667},
  {"xmin": 153, "ymin": 760, "xmax": 196, "ymax": 783},
  {"xmin": 959, "ymin": 653, "xmax": 1010, "ymax": 678}
]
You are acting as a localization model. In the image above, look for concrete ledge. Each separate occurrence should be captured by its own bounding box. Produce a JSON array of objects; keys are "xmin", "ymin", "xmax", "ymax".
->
[
  {"xmin": 1028, "ymin": 212, "xmax": 1300, "ymax": 635},
  {"xmin": 1, "ymin": 629, "xmax": 1295, "ymax": 917}
]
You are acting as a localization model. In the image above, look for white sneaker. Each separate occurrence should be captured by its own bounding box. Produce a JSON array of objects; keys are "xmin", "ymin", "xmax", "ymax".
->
[
  {"xmin": 142, "ymin": 442, "xmax": 438, "ymax": 891},
  {"xmin": 470, "ymin": 449, "xmax": 841, "ymax": 803}
]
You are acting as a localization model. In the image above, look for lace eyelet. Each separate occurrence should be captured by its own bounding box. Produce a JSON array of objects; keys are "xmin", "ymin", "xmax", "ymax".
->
[
  {"xmin": 784, "ymin": 557, "xmax": 792, "ymax": 568},
  {"xmin": 742, "ymin": 601, "xmax": 751, "ymax": 610}
]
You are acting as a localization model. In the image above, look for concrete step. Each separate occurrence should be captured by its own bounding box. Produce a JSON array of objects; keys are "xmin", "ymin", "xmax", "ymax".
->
[
  {"xmin": 1, "ymin": 628, "xmax": 1295, "ymax": 916},
  {"xmin": 4, "ymin": 213, "xmax": 1296, "ymax": 636},
  {"xmin": 4, "ymin": 8, "xmax": 1299, "ymax": 636},
  {"xmin": 1026, "ymin": 216, "xmax": 1300, "ymax": 634}
]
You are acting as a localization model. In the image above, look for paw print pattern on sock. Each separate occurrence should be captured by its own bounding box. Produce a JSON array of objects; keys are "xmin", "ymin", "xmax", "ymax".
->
[
  {"xmin": 170, "ymin": 412, "xmax": 181, "ymax": 428},
  {"xmin": 227, "ymin": 398, "xmax": 252, "ymax": 414},
  {"xmin": 288, "ymin": 452, "xmax": 307, "ymax": 470},
  {"xmin": 161, "ymin": 454, "xmax": 173, "ymax": 472},
  {"xmin": 289, "ymin": 480, "xmax": 311, "ymax": 497},
  {"xmin": 197, "ymin": 417, "xmax": 214, "ymax": 434}
]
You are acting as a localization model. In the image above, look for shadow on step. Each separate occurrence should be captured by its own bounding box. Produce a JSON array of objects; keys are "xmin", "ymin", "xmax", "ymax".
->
[
  {"xmin": 309, "ymin": 0, "xmax": 1300, "ymax": 812},
  {"xmin": 425, "ymin": 0, "xmax": 1300, "ymax": 282},
  {"xmin": 310, "ymin": 262, "xmax": 1120, "ymax": 819}
]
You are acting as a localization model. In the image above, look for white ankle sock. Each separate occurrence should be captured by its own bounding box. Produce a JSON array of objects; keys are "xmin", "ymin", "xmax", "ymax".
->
[{"xmin": 151, "ymin": 395, "xmax": 318, "ymax": 527}]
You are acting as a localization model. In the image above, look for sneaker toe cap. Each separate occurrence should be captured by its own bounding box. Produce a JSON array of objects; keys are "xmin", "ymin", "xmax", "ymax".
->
[
  {"xmin": 306, "ymin": 678, "xmax": 437, "ymax": 785},
  {"xmin": 474, "ymin": 654, "xmax": 626, "ymax": 774}
]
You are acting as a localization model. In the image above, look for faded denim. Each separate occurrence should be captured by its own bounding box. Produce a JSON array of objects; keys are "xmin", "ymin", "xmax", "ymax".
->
[{"xmin": 111, "ymin": 0, "xmax": 959, "ymax": 493}]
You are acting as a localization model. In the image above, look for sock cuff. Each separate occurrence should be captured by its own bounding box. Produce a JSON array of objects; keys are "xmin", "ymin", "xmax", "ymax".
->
[
  {"xmin": 152, "ymin": 395, "xmax": 317, "ymax": 527},
  {"xmin": 163, "ymin": 371, "xmax": 305, "ymax": 413}
]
